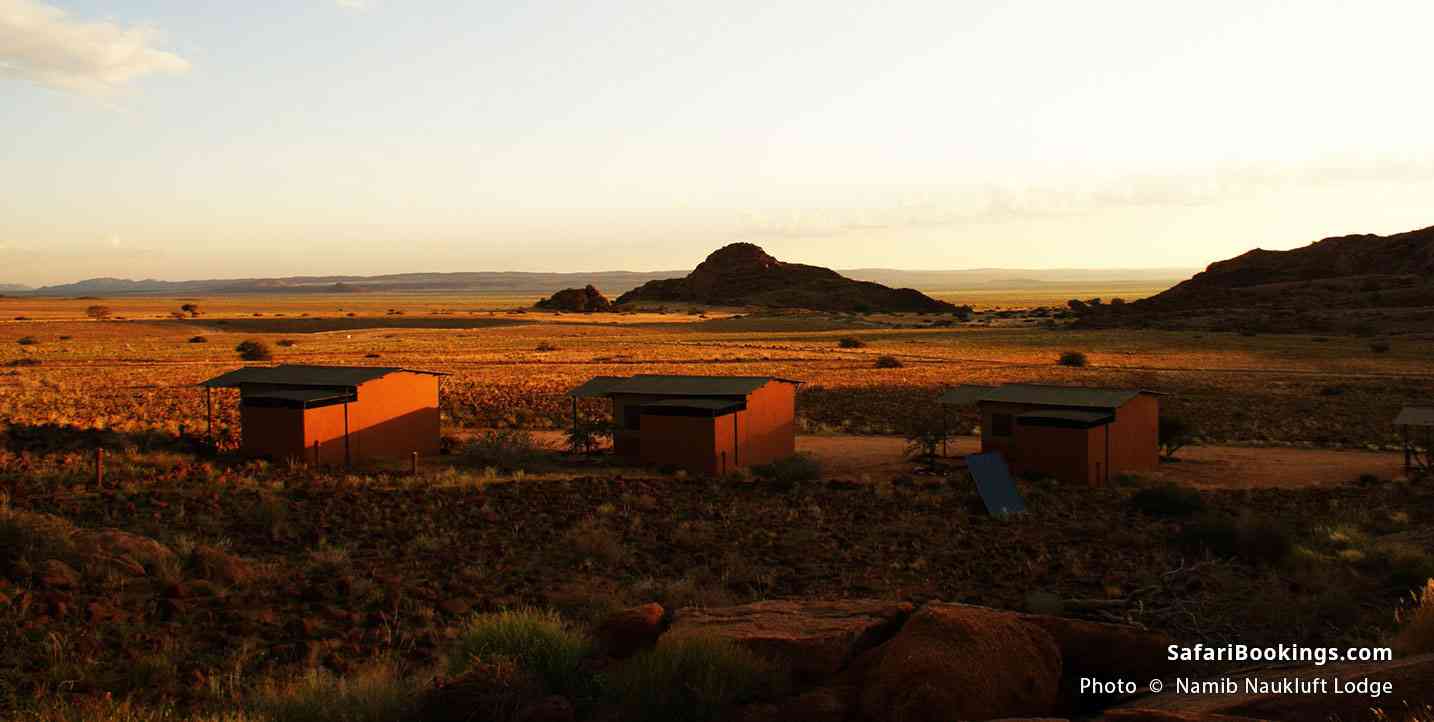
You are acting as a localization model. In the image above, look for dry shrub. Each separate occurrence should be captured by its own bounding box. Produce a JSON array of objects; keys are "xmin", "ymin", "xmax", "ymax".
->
[
  {"xmin": 605, "ymin": 634, "xmax": 786, "ymax": 722},
  {"xmin": 1395, "ymin": 579, "xmax": 1434, "ymax": 655},
  {"xmin": 873, "ymin": 355, "xmax": 903, "ymax": 368},
  {"xmin": 565, "ymin": 517, "xmax": 627, "ymax": 565},
  {"xmin": 0, "ymin": 502, "xmax": 81, "ymax": 576},
  {"xmin": 447, "ymin": 608, "xmax": 593, "ymax": 699},
  {"xmin": 235, "ymin": 339, "xmax": 272, "ymax": 361},
  {"xmin": 464, "ymin": 429, "xmax": 544, "ymax": 471},
  {"xmin": 254, "ymin": 662, "xmax": 421, "ymax": 722},
  {"xmin": 837, "ymin": 337, "xmax": 867, "ymax": 348},
  {"xmin": 1058, "ymin": 351, "xmax": 1088, "ymax": 367}
]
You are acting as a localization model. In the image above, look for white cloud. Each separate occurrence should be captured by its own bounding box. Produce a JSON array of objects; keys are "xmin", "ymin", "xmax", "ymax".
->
[
  {"xmin": 0, "ymin": 0, "xmax": 189, "ymax": 96},
  {"xmin": 334, "ymin": 0, "xmax": 372, "ymax": 10}
]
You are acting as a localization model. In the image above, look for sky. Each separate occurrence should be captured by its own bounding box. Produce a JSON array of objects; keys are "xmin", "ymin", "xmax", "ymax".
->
[{"xmin": 3, "ymin": 0, "xmax": 1434, "ymax": 286}]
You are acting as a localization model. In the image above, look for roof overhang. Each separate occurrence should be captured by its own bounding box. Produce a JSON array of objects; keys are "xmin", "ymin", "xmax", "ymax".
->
[
  {"xmin": 1015, "ymin": 409, "xmax": 1115, "ymax": 429},
  {"xmin": 639, "ymin": 398, "xmax": 746, "ymax": 417},
  {"xmin": 1395, "ymin": 406, "xmax": 1434, "ymax": 428},
  {"xmin": 199, "ymin": 364, "xmax": 448, "ymax": 389},
  {"xmin": 240, "ymin": 388, "xmax": 359, "ymax": 409}
]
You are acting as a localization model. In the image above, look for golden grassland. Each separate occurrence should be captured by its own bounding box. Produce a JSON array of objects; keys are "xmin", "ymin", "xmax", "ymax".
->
[{"xmin": 1, "ymin": 292, "xmax": 1432, "ymax": 450}]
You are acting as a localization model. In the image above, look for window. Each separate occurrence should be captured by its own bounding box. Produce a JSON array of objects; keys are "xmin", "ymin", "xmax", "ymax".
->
[{"xmin": 990, "ymin": 413, "xmax": 1013, "ymax": 437}]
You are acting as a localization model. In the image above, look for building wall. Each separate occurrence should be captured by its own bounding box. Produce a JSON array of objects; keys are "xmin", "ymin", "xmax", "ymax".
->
[
  {"xmin": 734, "ymin": 380, "xmax": 797, "ymax": 467},
  {"xmin": 239, "ymin": 372, "xmax": 439, "ymax": 465},
  {"xmin": 240, "ymin": 404, "xmax": 306, "ymax": 461},
  {"xmin": 611, "ymin": 380, "xmax": 797, "ymax": 473},
  {"xmin": 1107, "ymin": 394, "xmax": 1159, "ymax": 472},
  {"xmin": 637, "ymin": 414, "xmax": 732, "ymax": 476},
  {"xmin": 976, "ymin": 393, "xmax": 1159, "ymax": 485},
  {"xmin": 1008, "ymin": 424, "xmax": 1098, "ymax": 485}
]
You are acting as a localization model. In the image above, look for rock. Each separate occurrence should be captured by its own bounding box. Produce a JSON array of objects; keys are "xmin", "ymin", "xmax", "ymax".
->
[
  {"xmin": 38, "ymin": 559, "xmax": 80, "ymax": 589},
  {"xmin": 536, "ymin": 285, "xmax": 612, "ymax": 313},
  {"xmin": 858, "ymin": 602, "xmax": 1063, "ymax": 722},
  {"xmin": 776, "ymin": 687, "xmax": 849, "ymax": 722},
  {"xmin": 76, "ymin": 530, "xmax": 175, "ymax": 571},
  {"xmin": 667, "ymin": 599, "xmax": 914, "ymax": 684},
  {"xmin": 190, "ymin": 545, "xmax": 254, "ymax": 586},
  {"xmin": 1115, "ymin": 653, "xmax": 1434, "ymax": 721},
  {"xmin": 517, "ymin": 695, "xmax": 576, "ymax": 722},
  {"xmin": 418, "ymin": 660, "xmax": 544, "ymax": 722},
  {"xmin": 1015, "ymin": 612, "xmax": 1175, "ymax": 710},
  {"xmin": 595, "ymin": 602, "xmax": 666, "ymax": 659},
  {"xmin": 88, "ymin": 553, "xmax": 146, "ymax": 577},
  {"xmin": 616, "ymin": 243, "xmax": 957, "ymax": 313}
]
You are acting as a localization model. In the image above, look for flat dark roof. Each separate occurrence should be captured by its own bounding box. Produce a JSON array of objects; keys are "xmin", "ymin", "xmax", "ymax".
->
[
  {"xmin": 939, "ymin": 383, "xmax": 1159, "ymax": 410},
  {"xmin": 569, "ymin": 374, "xmax": 801, "ymax": 398},
  {"xmin": 1395, "ymin": 406, "xmax": 1434, "ymax": 428},
  {"xmin": 199, "ymin": 364, "xmax": 447, "ymax": 389}
]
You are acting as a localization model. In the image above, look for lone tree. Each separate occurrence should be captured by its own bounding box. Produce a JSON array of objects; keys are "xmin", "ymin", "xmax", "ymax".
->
[
  {"xmin": 235, "ymin": 339, "xmax": 273, "ymax": 361},
  {"xmin": 85, "ymin": 305, "xmax": 112, "ymax": 320},
  {"xmin": 565, "ymin": 416, "xmax": 614, "ymax": 454},
  {"xmin": 1159, "ymin": 414, "xmax": 1195, "ymax": 460},
  {"xmin": 901, "ymin": 405, "xmax": 952, "ymax": 470},
  {"xmin": 180, "ymin": 303, "xmax": 200, "ymax": 316}
]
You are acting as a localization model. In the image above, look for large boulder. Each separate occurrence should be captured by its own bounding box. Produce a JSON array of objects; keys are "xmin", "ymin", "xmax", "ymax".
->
[
  {"xmin": 667, "ymin": 599, "xmax": 913, "ymax": 684},
  {"xmin": 535, "ymin": 285, "xmax": 612, "ymax": 312},
  {"xmin": 858, "ymin": 603, "xmax": 1063, "ymax": 722},
  {"xmin": 1014, "ymin": 611, "xmax": 1175, "ymax": 710},
  {"xmin": 76, "ymin": 529, "xmax": 176, "ymax": 572},
  {"xmin": 1115, "ymin": 653, "xmax": 1434, "ymax": 722},
  {"xmin": 596, "ymin": 602, "xmax": 666, "ymax": 659}
]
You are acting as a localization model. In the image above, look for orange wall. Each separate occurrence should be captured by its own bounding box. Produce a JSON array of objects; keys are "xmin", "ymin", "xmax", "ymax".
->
[
  {"xmin": 611, "ymin": 380, "xmax": 798, "ymax": 474},
  {"xmin": 240, "ymin": 372, "xmax": 439, "ymax": 465},
  {"xmin": 978, "ymin": 394, "xmax": 1159, "ymax": 485}
]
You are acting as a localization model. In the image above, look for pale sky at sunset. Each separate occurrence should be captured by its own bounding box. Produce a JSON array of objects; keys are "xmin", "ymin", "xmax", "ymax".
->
[{"xmin": 3, "ymin": 0, "xmax": 1433, "ymax": 286}]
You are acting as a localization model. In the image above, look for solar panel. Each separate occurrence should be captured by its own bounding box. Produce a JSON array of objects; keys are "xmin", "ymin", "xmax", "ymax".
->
[{"xmin": 966, "ymin": 452, "xmax": 1026, "ymax": 516}]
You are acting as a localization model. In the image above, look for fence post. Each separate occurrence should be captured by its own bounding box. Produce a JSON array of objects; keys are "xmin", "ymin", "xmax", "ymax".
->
[
  {"xmin": 313, "ymin": 440, "xmax": 320, "ymax": 466},
  {"xmin": 95, "ymin": 448, "xmax": 104, "ymax": 487},
  {"xmin": 411, "ymin": 451, "xmax": 418, "ymax": 476}
]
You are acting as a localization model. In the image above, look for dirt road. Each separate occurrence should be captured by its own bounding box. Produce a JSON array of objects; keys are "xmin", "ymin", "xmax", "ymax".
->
[{"xmin": 530, "ymin": 430, "xmax": 1403, "ymax": 488}]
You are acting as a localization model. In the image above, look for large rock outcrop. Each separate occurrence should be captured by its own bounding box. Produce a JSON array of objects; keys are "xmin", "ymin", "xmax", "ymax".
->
[
  {"xmin": 616, "ymin": 243, "xmax": 957, "ymax": 313},
  {"xmin": 535, "ymin": 285, "xmax": 613, "ymax": 312},
  {"xmin": 1080, "ymin": 223, "xmax": 1434, "ymax": 333}
]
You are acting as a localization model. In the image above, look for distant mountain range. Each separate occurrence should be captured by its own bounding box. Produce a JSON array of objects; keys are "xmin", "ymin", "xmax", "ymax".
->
[{"xmin": 9, "ymin": 267, "xmax": 1191, "ymax": 297}]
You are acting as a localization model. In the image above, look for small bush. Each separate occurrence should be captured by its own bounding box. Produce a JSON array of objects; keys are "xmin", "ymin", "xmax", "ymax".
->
[
  {"xmin": 1370, "ymin": 340, "xmax": 1391, "ymax": 353},
  {"xmin": 16, "ymin": 336, "xmax": 38, "ymax": 346},
  {"xmin": 6, "ymin": 358, "xmax": 41, "ymax": 367},
  {"xmin": 85, "ymin": 305, "xmax": 112, "ymax": 320},
  {"xmin": 448, "ymin": 609, "xmax": 592, "ymax": 698},
  {"xmin": 1130, "ymin": 483, "xmax": 1204, "ymax": 517},
  {"xmin": 1057, "ymin": 351, "xmax": 1088, "ymax": 367},
  {"xmin": 535, "ymin": 341, "xmax": 559, "ymax": 352},
  {"xmin": 276, "ymin": 339, "xmax": 297, "ymax": 348},
  {"xmin": 235, "ymin": 339, "xmax": 273, "ymax": 361},
  {"xmin": 873, "ymin": 355, "xmax": 903, "ymax": 368},
  {"xmin": 465, "ymin": 429, "xmax": 543, "ymax": 471},
  {"xmin": 1395, "ymin": 580, "xmax": 1434, "ymax": 655},
  {"xmin": 750, "ymin": 453, "xmax": 822, "ymax": 485},
  {"xmin": 1178, "ymin": 511, "xmax": 1294, "ymax": 567},
  {"xmin": 255, "ymin": 662, "xmax": 420, "ymax": 722},
  {"xmin": 1159, "ymin": 415, "xmax": 1195, "ymax": 459},
  {"xmin": 605, "ymin": 635, "xmax": 786, "ymax": 722},
  {"xmin": 188, "ymin": 336, "xmax": 209, "ymax": 344},
  {"xmin": 837, "ymin": 337, "xmax": 867, "ymax": 348}
]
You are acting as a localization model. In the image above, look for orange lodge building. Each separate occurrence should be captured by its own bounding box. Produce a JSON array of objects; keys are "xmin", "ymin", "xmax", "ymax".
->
[
  {"xmin": 199, "ymin": 365, "xmax": 445, "ymax": 465},
  {"xmin": 940, "ymin": 383, "xmax": 1162, "ymax": 486},
  {"xmin": 569, "ymin": 375, "xmax": 800, "ymax": 476}
]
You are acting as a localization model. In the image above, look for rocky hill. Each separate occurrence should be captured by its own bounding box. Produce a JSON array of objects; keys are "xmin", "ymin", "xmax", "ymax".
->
[
  {"xmin": 1079, "ymin": 224, "xmax": 1434, "ymax": 334},
  {"xmin": 535, "ymin": 285, "xmax": 613, "ymax": 312},
  {"xmin": 616, "ymin": 243, "xmax": 959, "ymax": 313}
]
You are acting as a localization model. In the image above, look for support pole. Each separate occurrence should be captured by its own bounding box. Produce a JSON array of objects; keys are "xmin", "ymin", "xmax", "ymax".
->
[
  {"xmin": 733, "ymin": 414, "xmax": 739, "ymax": 467},
  {"xmin": 313, "ymin": 440, "xmax": 320, "ymax": 466},
  {"xmin": 572, "ymin": 396, "xmax": 579, "ymax": 453},
  {"xmin": 411, "ymin": 451, "xmax": 418, "ymax": 476},
  {"xmin": 95, "ymin": 448, "xmax": 104, "ymax": 487},
  {"xmin": 343, "ymin": 402, "xmax": 351, "ymax": 469}
]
